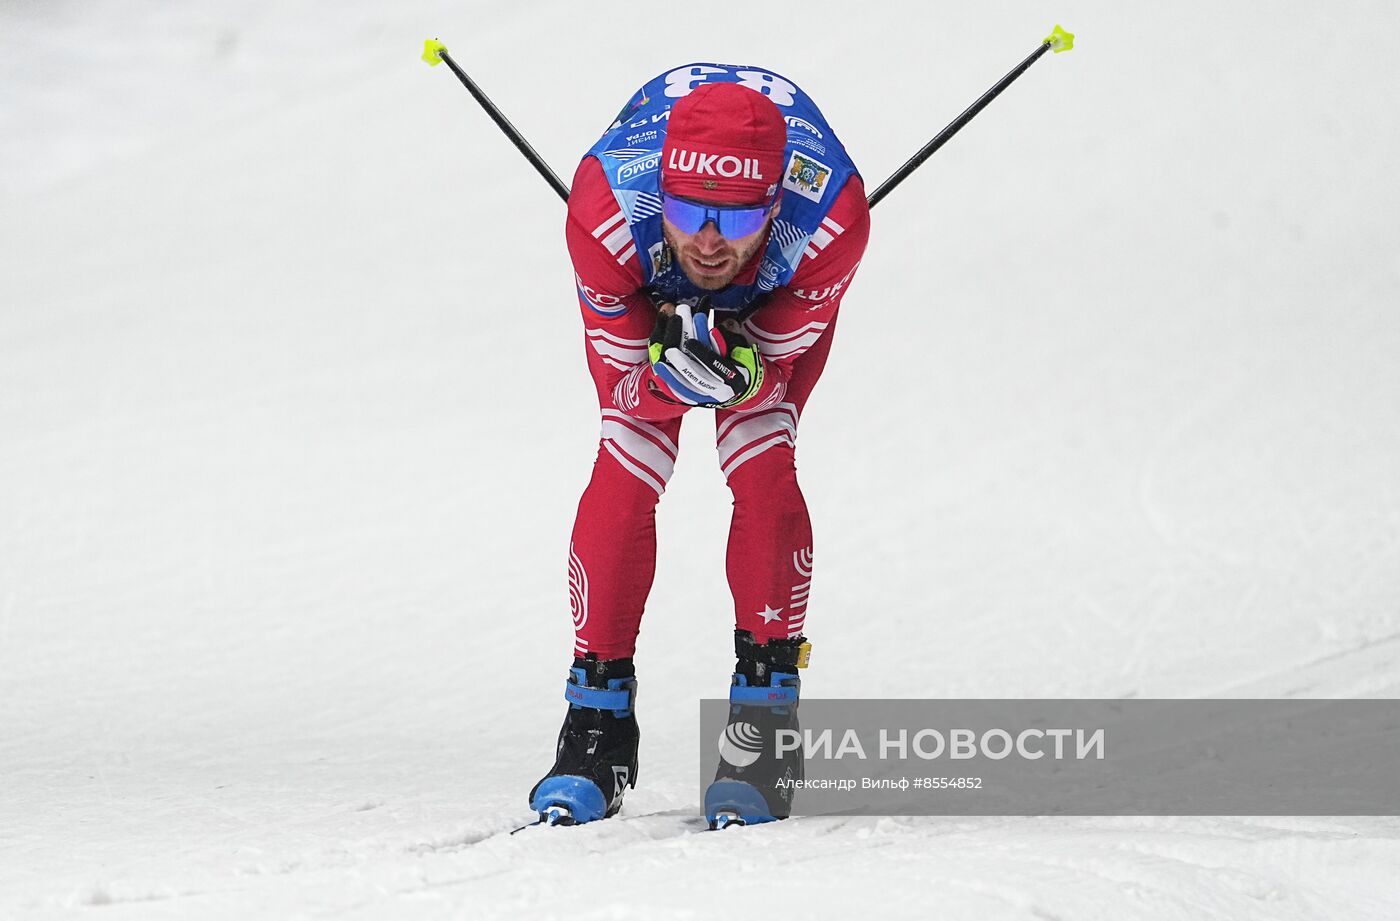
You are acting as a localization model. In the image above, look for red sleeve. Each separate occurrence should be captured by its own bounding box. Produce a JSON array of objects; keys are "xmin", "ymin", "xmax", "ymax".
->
[
  {"xmin": 735, "ymin": 174, "xmax": 870, "ymax": 412},
  {"xmin": 565, "ymin": 157, "xmax": 687, "ymax": 421}
]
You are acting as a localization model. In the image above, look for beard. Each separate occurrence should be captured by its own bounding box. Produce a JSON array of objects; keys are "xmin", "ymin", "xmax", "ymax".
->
[{"xmin": 663, "ymin": 222, "xmax": 768, "ymax": 291}]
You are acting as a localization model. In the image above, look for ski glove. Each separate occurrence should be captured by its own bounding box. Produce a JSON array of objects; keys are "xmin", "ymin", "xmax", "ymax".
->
[{"xmin": 648, "ymin": 301, "xmax": 764, "ymax": 409}]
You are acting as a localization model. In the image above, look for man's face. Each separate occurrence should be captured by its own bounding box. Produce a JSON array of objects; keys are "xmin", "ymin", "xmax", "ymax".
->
[{"xmin": 662, "ymin": 204, "xmax": 775, "ymax": 291}]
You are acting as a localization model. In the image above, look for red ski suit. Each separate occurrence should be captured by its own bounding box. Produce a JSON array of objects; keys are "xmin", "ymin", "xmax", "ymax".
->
[{"xmin": 565, "ymin": 156, "xmax": 870, "ymax": 659}]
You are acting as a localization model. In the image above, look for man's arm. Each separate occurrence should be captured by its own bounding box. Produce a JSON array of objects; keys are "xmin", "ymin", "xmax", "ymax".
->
[
  {"xmin": 735, "ymin": 174, "xmax": 871, "ymax": 412},
  {"xmin": 565, "ymin": 157, "xmax": 689, "ymax": 421}
]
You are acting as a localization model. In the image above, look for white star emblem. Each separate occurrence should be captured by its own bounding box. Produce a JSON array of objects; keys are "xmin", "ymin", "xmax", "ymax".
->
[{"xmin": 757, "ymin": 604, "xmax": 784, "ymax": 624}]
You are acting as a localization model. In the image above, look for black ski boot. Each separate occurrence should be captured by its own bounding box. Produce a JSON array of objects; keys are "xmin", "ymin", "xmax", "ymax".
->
[
  {"xmin": 705, "ymin": 630, "xmax": 809, "ymax": 829},
  {"xmin": 529, "ymin": 655, "xmax": 639, "ymax": 825}
]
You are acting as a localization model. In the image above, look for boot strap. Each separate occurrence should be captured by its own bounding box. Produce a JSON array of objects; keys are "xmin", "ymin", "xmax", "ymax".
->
[
  {"xmin": 729, "ymin": 673, "xmax": 799, "ymax": 707},
  {"xmin": 564, "ymin": 670, "xmax": 636, "ymax": 712}
]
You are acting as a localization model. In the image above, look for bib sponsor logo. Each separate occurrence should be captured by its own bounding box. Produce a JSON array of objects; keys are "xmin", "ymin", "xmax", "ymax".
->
[
  {"xmin": 618, "ymin": 153, "xmax": 662, "ymax": 182},
  {"xmin": 667, "ymin": 148, "xmax": 765, "ymax": 179},
  {"xmin": 782, "ymin": 151, "xmax": 832, "ymax": 203},
  {"xmin": 627, "ymin": 110, "xmax": 671, "ymax": 129},
  {"xmin": 757, "ymin": 258, "xmax": 784, "ymax": 292},
  {"xmin": 648, "ymin": 241, "xmax": 672, "ymax": 277},
  {"xmin": 785, "ymin": 115, "xmax": 823, "ymax": 138}
]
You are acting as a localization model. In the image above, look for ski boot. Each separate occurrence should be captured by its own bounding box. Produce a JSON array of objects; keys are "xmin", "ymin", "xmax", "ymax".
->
[
  {"xmin": 529, "ymin": 655, "xmax": 639, "ymax": 826},
  {"xmin": 705, "ymin": 630, "xmax": 810, "ymax": 829}
]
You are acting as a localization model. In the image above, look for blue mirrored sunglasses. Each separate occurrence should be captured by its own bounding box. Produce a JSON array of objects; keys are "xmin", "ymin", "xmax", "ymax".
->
[{"xmin": 660, "ymin": 193, "xmax": 775, "ymax": 239}]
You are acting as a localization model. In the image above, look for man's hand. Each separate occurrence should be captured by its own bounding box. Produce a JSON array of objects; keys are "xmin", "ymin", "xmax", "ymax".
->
[{"xmin": 648, "ymin": 301, "xmax": 764, "ymax": 408}]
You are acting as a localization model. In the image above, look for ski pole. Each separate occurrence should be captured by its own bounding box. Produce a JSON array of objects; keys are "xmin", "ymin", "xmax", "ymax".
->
[
  {"xmin": 422, "ymin": 39, "xmax": 570, "ymax": 203},
  {"xmin": 866, "ymin": 25, "xmax": 1074, "ymax": 210},
  {"xmin": 423, "ymin": 27, "xmax": 1073, "ymax": 210}
]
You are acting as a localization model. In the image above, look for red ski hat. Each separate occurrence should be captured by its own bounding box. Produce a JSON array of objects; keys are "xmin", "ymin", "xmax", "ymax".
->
[{"xmin": 661, "ymin": 82, "xmax": 787, "ymax": 205}]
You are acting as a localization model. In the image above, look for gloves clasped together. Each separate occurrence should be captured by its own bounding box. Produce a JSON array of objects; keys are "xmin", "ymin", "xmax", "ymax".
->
[{"xmin": 648, "ymin": 300, "xmax": 764, "ymax": 409}]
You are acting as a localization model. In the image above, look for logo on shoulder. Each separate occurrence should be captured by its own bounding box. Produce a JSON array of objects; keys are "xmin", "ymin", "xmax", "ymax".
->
[
  {"xmin": 576, "ymin": 275, "xmax": 627, "ymax": 317},
  {"xmin": 784, "ymin": 116, "xmax": 823, "ymax": 138},
  {"xmin": 792, "ymin": 264, "xmax": 859, "ymax": 310},
  {"xmin": 783, "ymin": 151, "xmax": 832, "ymax": 203}
]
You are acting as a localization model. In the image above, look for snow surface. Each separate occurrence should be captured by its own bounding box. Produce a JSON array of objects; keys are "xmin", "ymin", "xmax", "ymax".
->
[{"xmin": 3, "ymin": 1, "xmax": 1400, "ymax": 917}]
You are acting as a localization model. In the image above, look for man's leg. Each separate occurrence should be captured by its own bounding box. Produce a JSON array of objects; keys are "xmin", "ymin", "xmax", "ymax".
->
[
  {"xmin": 714, "ymin": 316, "xmax": 837, "ymax": 643},
  {"xmin": 568, "ymin": 408, "xmax": 682, "ymax": 658},
  {"xmin": 568, "ymin": 318, "xmax": 691, "ymax": 657},
  {"xmin": 530, "ymin": 335, "xmax": 687, "ymax": 824},
  {"xmin": 704, "ymin": 318, "xmax": 837, "ymax": 827}
]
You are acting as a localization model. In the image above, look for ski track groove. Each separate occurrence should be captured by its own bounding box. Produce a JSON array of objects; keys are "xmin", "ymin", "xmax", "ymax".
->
[{"xmin": 1204, "ymin": 630, "xmax": 1400, "ymax": 698}]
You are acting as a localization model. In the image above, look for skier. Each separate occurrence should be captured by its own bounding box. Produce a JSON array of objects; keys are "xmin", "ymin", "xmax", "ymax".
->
[{"xmin": 530, "ymin": 64, "xmax": 870, "ymax": 828}]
